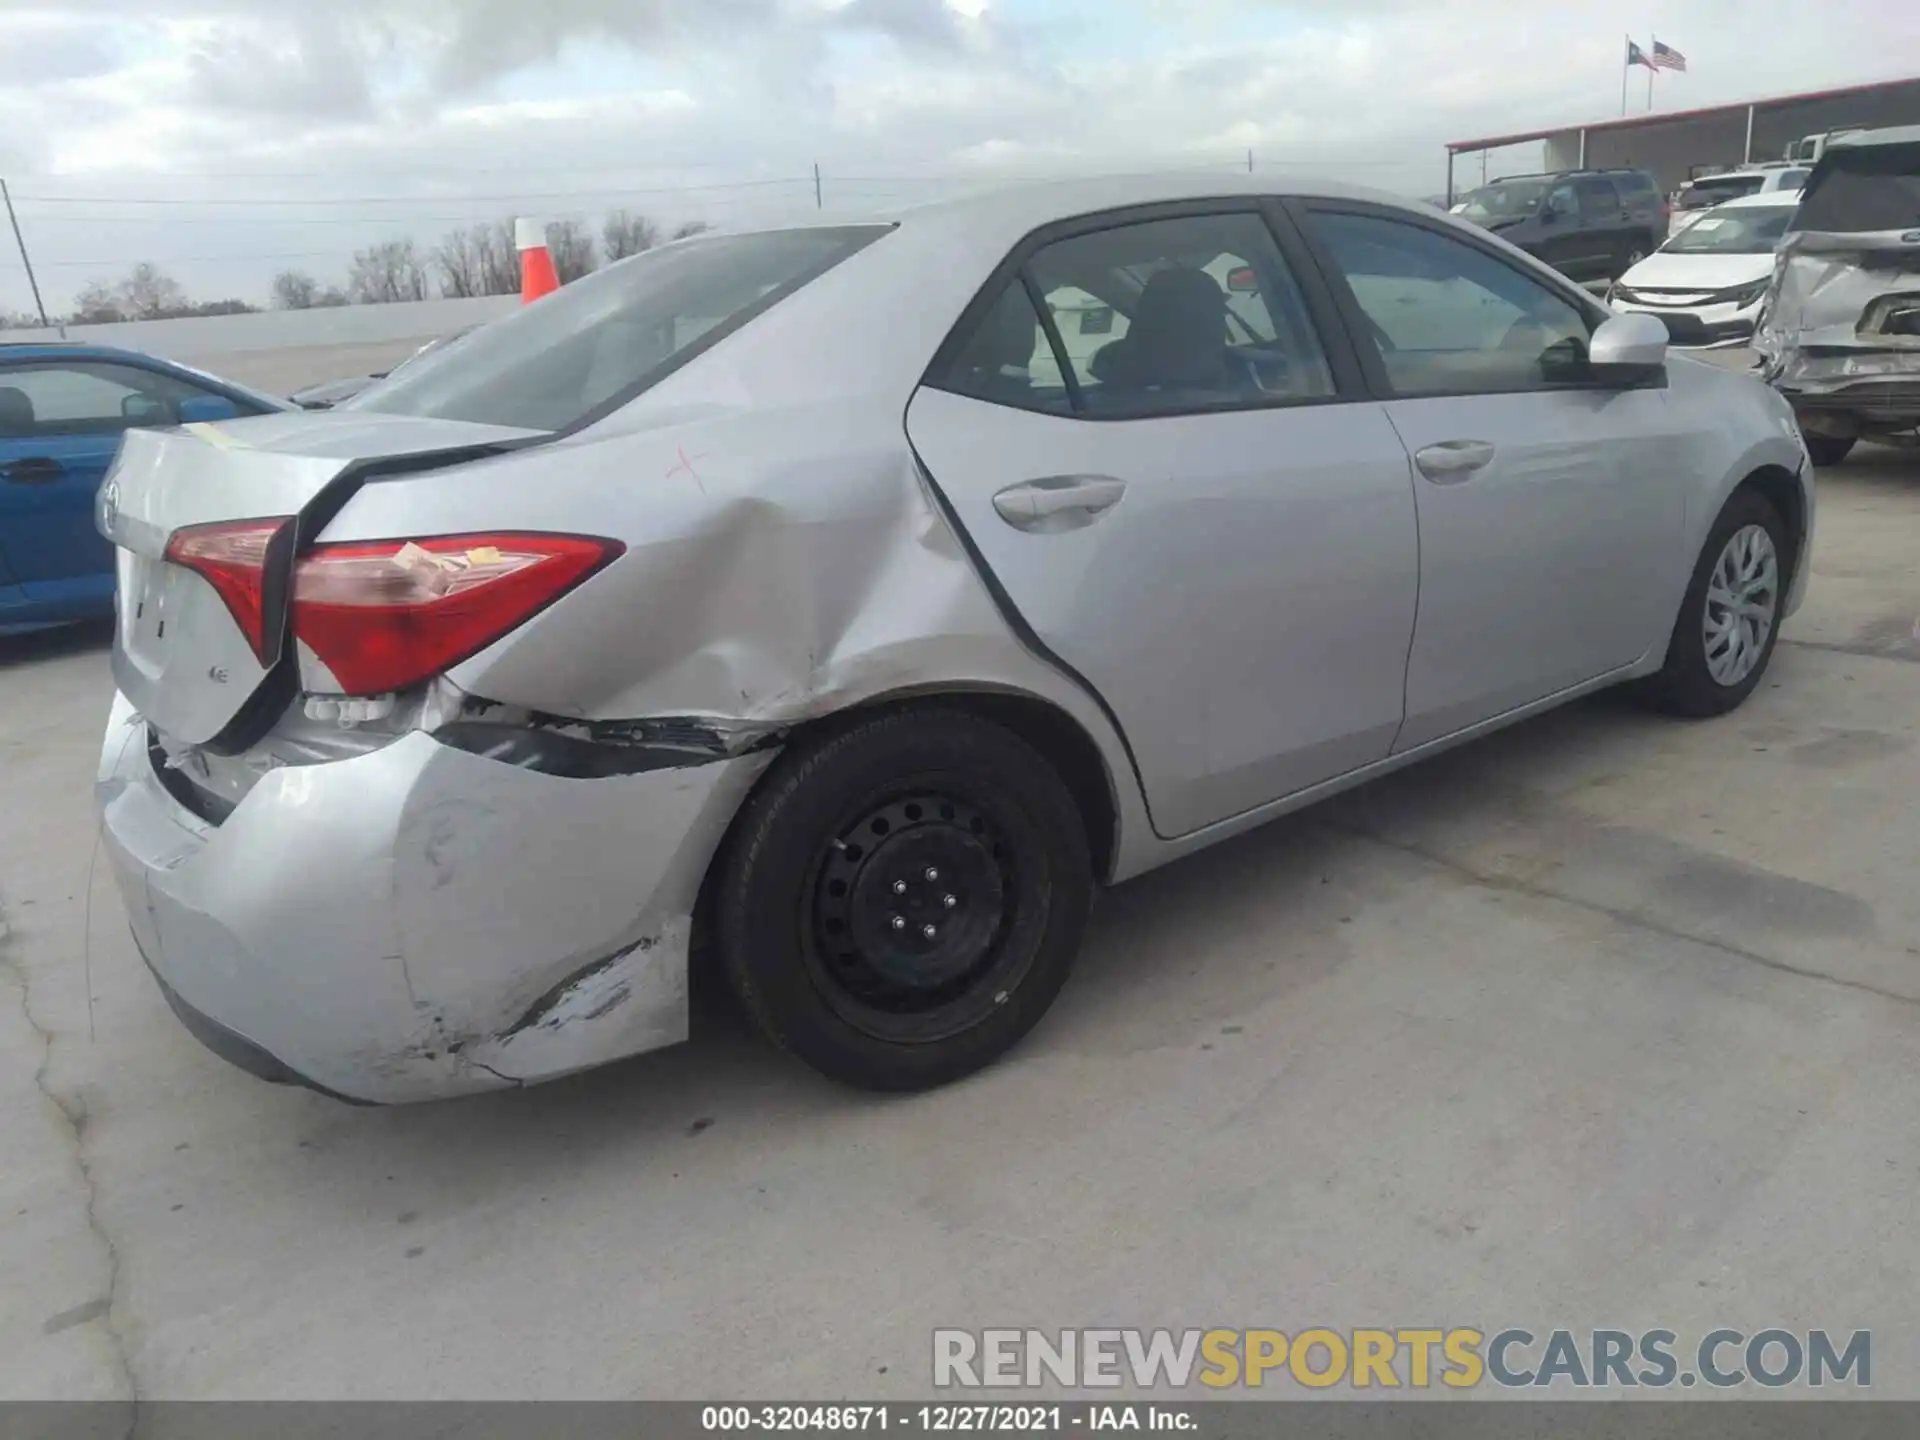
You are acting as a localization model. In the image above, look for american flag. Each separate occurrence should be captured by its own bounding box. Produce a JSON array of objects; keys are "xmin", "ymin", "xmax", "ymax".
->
[{"xmin": 1651, "ymin": 40, "xmax": 1688, "ymax": 71}]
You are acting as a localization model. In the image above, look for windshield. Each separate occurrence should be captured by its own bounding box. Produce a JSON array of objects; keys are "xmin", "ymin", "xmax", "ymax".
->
[
  {"xmin": 1455, "ymin": 180, "xmax": 1547, "ymax": 222},
  {"xmin": 1792, "ymin": 142, "xmax": 1920, "ymax": 233},
  {"xmin": 1661, "ymin": 203, "xmax": 1799, "ymax": 254},
  {"xmin": 1677, "ymin": 176, "xmax": 1764, "ymax": 210},
  {"xmin": 356, "ymin": 225, "xmax": 890, "ymax": 431}
]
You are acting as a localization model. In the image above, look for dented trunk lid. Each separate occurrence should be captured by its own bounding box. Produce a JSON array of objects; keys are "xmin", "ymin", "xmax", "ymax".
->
[{"xmin": 100, "ymin": 412, "xmax": 542, "ymax": 748}]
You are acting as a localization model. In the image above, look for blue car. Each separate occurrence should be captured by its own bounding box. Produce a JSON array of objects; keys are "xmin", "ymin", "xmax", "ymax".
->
[{"xmin": 0, "ymin": 342, "xmax": 292, "ymax": 635}]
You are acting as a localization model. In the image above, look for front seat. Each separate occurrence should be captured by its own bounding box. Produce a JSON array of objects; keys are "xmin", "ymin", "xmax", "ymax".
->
[
  {"xmin": 1104, "ymin": 269, "xmax": 1232, "ymax": 395},
  {"xmin": 0, "ymin": 386, "xmax": 35, "ymax": 439}
]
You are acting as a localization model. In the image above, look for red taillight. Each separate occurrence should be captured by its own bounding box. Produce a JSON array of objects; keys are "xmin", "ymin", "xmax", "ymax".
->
[
  {"xmin": 164, "ymin": 518, "xmax": 294, "ymax": 663},
  {"xmin": 291, "ymin": 532, "xmax": 622, "ymax": 696}
]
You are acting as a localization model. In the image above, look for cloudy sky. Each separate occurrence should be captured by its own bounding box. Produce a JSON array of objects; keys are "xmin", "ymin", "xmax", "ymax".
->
[{"xmin": 0, "ymin": 0, "xmax": 1914, "ymax": 313}]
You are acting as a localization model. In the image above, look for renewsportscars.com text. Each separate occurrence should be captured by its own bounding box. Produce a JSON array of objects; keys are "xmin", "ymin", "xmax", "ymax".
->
[{"xmin": 932, "ymin": 1328, "xmax": 1870, "ymax": 1391}]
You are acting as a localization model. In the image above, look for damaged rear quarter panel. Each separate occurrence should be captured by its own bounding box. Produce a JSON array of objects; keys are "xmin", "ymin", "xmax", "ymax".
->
[{"xmin": 318, "ymin": 391, "xmax": 1151, "ymax": 877}]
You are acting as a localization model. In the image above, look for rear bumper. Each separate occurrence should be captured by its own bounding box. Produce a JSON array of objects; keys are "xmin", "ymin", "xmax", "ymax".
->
[{"xmin": 97, "ymin": 693, "xmax": 773, "ymax": 1104}]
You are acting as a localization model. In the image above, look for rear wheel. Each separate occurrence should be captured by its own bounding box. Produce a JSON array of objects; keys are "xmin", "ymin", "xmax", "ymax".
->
[
  {"xmin": 1802, "ymin": 434, "xmax": 1855, "ymax": 467},
  {"xmin": 1635, "ymin": 488, "xmax": 1789, "ymax": 718},
  {"xmin": 715, "ymin": 707, "xmax": 1092, "ymax": 1091}
]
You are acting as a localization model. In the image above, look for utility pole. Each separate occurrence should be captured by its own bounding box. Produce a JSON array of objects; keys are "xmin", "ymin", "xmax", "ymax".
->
[
  {"xmin": 1246, "ymin": 148, "xmax": 1254, "ymax": 173},
  {"xmin": 1, "ymin": 178, "xmax": 51, "ymax": 330},
  {"xmin": 814, "ymin": 163, "xmax": 823, "ymax": 210}
]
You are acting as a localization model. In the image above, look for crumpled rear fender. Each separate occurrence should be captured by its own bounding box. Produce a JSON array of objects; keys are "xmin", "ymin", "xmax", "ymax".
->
[{"xmin": 313, "ymin": 397, "xmax": 1156, "ymax": 880}]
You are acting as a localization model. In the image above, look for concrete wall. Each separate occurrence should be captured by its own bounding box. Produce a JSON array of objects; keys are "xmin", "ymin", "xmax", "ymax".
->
[{"xmin": 6, "ymin": 294, "xmax": 521, "ymax": 396}]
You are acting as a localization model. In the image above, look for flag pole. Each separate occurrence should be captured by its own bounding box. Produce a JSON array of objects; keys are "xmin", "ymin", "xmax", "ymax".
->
[
  {"xmin": 1647, "ymin": 32, "xmax": 1656, "ymax": 110},
  {"xmin": 1621, "ymin": 35, "xmax": 1630, "ymax": 116}
]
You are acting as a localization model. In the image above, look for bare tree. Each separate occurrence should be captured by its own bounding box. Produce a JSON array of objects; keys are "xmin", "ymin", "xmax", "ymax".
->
[
  {"xmin": 545, "ymin": 219, "xmax": 597, "ymax": 283},
  {"xmin": 314, "ymin": 286, "xmax": 351, "ymax": 308},
  {"xmin": 348, "ymin": 240, "xmax": 430, "ymax": 304},
  {"xmin": 670, "ymin": 220, "xmax": 713, "ymax": 241},
  {"xmin": 272, "ymin": 270, "xmax": 322, "ymax": 310},
  {"xmin": 71, "ymin": 280, "xmax": 127, "ymax": 324},
  {"xmin": 434, "ymin": 227, "xmax": 487, "ymax": 298},
  {"xmin": 118, "ymin": 262, "xmax": 189, "ymax": 320},
  {"xmin": 602, "ymin": 208, "xmax": 659, "ymax": 261}
]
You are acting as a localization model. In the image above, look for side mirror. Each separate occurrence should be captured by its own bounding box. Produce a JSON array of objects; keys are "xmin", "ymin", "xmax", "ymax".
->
[
  {"xmin": 1588, "ymin": 312, "xmax": 1669, "ymax": 383},
  {"xmin": 121, "ymin": 394, "xmax": 176, "ymax": 427},
  {"xmin": 1225, "ymin": 266, "xmax": 1259, "ymax": 294},
  {"xmin": 176, "ymin": 395, "xmax": 240, "ymax": 424}
]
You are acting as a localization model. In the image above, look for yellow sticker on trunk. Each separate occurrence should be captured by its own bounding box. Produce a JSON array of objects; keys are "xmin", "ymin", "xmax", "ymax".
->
[{"xmin": 184, "ymin": 422, "xmax": 246, "ymax": 449}]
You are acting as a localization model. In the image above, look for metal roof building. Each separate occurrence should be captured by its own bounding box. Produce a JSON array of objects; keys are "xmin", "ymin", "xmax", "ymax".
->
[{"xmin": 1444, "ymin": 74, "xmax": 1920, "ymax": 200}]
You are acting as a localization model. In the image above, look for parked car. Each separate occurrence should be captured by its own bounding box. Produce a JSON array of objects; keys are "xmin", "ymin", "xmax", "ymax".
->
[
  {"xmin": 1757, "ymin": 125, "xmax": 1920, "ymax": 467},
  {"xmin": 1, "ymin": 343, "xmax": 291, "ymax": 635},
  {"xmin": 1667, "ymin": 165, "xmax": 1810, "ymax": 238},
  {"xmin": 1450, "ymin": 168, "xmax": 1668, "ymax": 281},
  {"xmin": 1608, "ymin": 191, "xmax": 1803, "ymax": 348},
  {"xmin": 95, "ymin": 173, "xmax": 1812, "ymax": 1105},
  {"xmin": 287, "ymin": 326, "xmax": 482, "ymax": 410}
]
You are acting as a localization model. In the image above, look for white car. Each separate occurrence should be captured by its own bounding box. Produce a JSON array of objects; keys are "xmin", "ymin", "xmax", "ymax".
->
[
  {"xmin": 1668, "ymin": 166, "xmax": 1809, "ymax": 237},
  {"xmin": 1608, "ymin": 191, "xmax": 1803, "ymax": 348}
]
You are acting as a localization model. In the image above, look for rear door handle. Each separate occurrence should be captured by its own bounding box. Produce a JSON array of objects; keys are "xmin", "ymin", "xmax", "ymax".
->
[
  {"xmin": 1, "ymin": 456, "xmax": 64, "ymax": 485},
  {"xmin": 1414, "ymin": 440, "xmax": 1496, "ymax": 484},
  {"xmin": 992, "ymin": 475, "xmax": 1127, "ymax": 531}
]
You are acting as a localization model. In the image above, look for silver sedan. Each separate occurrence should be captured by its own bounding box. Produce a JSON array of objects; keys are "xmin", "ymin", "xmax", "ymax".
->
[{"xmin": 96, "ymin": 172, "xmax": 1814, "ymax": 1104}]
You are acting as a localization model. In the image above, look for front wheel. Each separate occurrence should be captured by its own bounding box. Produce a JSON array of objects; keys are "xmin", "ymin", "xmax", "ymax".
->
[
  {"xmin": 715, "ymin": 707, "xmax": 1093, "ymax": 1091},
  {"xmin": 1802, "ymin": 434, "xmax": 1855, "ymax": 467},
  {"xmin": 1635, "ymin": 489, "xmax": 1790, "ymax": 718}
]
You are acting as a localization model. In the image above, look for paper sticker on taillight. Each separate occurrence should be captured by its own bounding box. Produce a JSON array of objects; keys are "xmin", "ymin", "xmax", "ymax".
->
[{"xmin": 291, "ymin": 532, "xmax": 621, "ymax": 696}]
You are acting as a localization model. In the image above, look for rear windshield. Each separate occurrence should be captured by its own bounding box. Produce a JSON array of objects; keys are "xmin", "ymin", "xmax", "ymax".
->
[
  {"xmin": 1677, "ymin": 175, "xmax": 1764, "ymax": 209},
  {"xmin": 1792, "ymin": 144, "xmax": 1920, "ymax": 233},
  {"xmin": 355, "ymin": 225, "xmax": 890, "ymax": 431}
]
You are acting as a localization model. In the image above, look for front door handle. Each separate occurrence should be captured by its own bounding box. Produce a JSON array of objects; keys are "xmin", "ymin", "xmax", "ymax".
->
[
  {"xmin": 992, "ymin": 475, "xmax": 1127, "ymax": 531},
  {"xmin": 1, "ymin": 456, "xmax": 64, "ymax": 486},
  {"xmin": 1413, "ymin": 440, "xmax": 1496, "ymax": 484}
]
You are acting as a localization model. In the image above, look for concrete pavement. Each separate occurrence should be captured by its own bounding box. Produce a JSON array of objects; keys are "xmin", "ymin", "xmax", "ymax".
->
[{"xmin": 3, "ymin": 451, "xmax": 1919, "ymax": 1402}]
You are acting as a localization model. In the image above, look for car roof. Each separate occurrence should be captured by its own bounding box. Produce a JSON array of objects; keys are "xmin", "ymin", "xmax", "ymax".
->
[
  {"xmin": 0, "ymin": 340, "xmax": 160, "ymax": 364},
  {"xmin": 871, "ymin": 170, "xmax": 1401, "ymax": 235},
  {"xmin": 1828, "ymin": 123, "xmax": 1920, "ymax": 150}
]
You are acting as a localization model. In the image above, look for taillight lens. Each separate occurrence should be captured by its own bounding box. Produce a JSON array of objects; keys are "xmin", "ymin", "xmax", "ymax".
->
[
  {"xmin": 291, "ymin": 532, "xmax": 622, "ymax": 696},
  {"xmin": 164, "ymin": 518, "xmax": 294, "ymax": 663}
]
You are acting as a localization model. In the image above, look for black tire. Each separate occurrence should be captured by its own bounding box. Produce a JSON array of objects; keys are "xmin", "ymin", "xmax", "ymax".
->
[
  {"xmin": 1803, "ymin": 434, "xmax": 1855, "ymax": 467},
  {"xmin": 715, "ymin": 707, "xmax": 1093, "ymax": 1091},
  {"xmin": 1635, "ymin": 488, "xmax": 1791, "ymax": 718}
]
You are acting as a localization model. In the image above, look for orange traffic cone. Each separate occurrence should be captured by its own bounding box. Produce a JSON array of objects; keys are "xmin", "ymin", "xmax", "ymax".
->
[{"xmin": 516, "ymin": 217, "xmax": 559, "ymax": 304}]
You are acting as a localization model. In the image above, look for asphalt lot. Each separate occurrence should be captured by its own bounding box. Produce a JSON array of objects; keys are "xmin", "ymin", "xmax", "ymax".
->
[{"xmin": 4, "ymin": 444, "xmax": 1920, "ymax": 1403}]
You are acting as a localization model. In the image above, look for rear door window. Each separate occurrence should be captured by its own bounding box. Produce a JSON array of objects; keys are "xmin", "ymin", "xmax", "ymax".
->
[
  {"xmin": 930, "ymin": 209, "xmax": 1337, "ymax": 419},
  {"xmin": 1574, "ymin": 178, "xmax": 1621, "ymax": 218}
]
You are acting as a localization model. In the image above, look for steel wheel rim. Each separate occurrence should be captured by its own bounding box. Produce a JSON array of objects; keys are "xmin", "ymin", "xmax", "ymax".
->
[
  {"xmin": 804, "ymin": 789, "xmax": 1026, "ymax": 1043},
  {"xmin": 1703, "ymin": 523, "xmax": 1779, "ymax": 687}
]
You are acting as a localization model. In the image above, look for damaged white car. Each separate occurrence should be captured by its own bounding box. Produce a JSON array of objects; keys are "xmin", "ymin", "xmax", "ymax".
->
[
  {"xmin": 1757, "ymin": 125, "xmax": 1920, "ymax": 464},
  {"xmin": 98, "ymin": 173, "xmax": 1813, "ymax": 1104}
]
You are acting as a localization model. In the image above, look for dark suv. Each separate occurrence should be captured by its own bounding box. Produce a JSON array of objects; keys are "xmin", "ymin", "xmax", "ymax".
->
[{"xmin": 1451, "ymin": 169, "xmax": 1669, "ymax": 281}]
